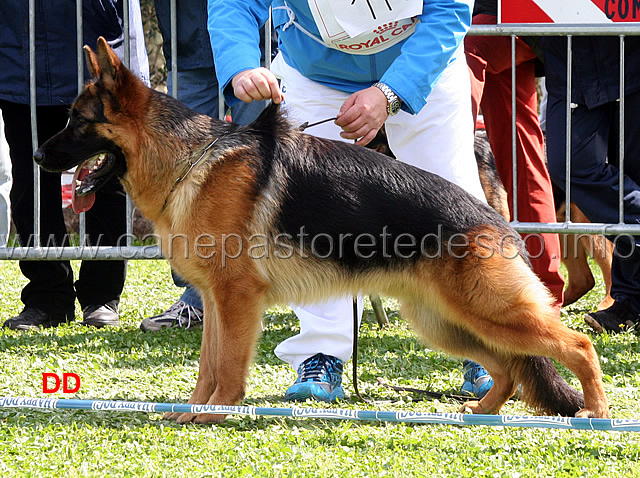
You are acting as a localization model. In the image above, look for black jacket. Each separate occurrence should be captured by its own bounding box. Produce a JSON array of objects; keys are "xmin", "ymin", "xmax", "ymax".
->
[
  {"xmin": 0, "ymin": 0, "xmax": 125, "ymax": 106},
  {"xmin": 542, "ymin": 36, "xmax": 640, "ymax": 108},
  {"xmin": 155, "ymin": 0, "xmax": 213, "ymax": 71}
]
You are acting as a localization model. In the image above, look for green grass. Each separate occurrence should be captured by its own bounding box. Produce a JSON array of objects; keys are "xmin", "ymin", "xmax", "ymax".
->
[{"xmin": 1, "ymin": 259, "xmax": 640, "ymax": 477}]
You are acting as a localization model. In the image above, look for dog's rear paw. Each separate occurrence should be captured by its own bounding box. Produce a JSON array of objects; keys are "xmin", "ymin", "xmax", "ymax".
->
[
  {"xmin": 575, "ymin": 407, "xmax": 611, "ymax": 419},
  {"xmin": 162, "ymin": 411, "xmax": 197, "ymax": 423},
  {"xmin": 458, "ymin": 400, "xmax": 483, "ymax": 414}
]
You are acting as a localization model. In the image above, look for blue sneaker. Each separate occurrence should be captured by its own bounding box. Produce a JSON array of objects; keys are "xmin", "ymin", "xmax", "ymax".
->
[
  {"xmin": 284, "ymin": 353, "xmax": 345, "ymax": 402},
  {"xmin": 460, "ymin": 360, "xmax": 493, "ymax": 399}
]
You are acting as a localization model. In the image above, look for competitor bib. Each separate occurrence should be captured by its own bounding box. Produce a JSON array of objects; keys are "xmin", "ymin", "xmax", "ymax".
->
[{"xmin": 307, "ymin": 0, "xmax": 422, "ymax": 55}]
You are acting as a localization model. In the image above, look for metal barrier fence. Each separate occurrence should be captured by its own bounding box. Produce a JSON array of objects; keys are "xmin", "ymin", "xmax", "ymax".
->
[{"xmin": 1, "ymin": 3, "xmax": 639, "ymax": 262}]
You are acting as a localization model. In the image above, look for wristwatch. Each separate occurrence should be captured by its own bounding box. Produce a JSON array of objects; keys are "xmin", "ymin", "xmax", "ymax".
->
[{"xmin": 373, "ymin": 82, "xmax": 402, "ymax": 116}]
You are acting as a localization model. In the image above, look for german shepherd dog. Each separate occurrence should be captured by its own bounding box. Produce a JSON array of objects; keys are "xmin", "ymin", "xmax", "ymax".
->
[{"xmin": 34, "ymin": 38, "xmax": 610, "ymax": 423}]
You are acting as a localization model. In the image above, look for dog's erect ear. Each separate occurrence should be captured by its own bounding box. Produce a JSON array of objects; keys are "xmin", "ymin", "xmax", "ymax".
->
[
  {"xmin": 84, "ymin": 44, "xmax": 100, "ymax": 79},
  {"xmin": 84, "ymin": 36, "xmax": 124, "ymax": 90}
]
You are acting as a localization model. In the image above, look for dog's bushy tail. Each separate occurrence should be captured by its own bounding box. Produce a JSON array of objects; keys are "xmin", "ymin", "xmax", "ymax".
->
[{"xmin": 510, "ymin": 355, "xmax": 584, "ymax": 416}]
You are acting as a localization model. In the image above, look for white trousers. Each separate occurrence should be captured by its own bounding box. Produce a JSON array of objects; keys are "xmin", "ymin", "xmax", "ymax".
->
[
  {"xmin": 271, "ymin": 47, "xmax": 485, "ymax": 370},
  {"xmin": 0, "ymin": 111, "xmax": 11, "ymax": 247}
]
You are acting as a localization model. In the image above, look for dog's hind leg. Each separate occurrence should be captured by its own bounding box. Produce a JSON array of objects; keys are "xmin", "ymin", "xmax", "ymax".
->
[
  {"xmin": 561, "ymin": 233, "xmax": 595, "ymax": 307},
  {"xmin": 432, "ymin": 252, "xmax": 610, "ymax": 418},
  {"xmin": 589, "ymin": 234, "xmax": 614, "ymax": 310},
  {"xmin": 401, "ymin": 303, "xmax": 517, "ymax": 414}
]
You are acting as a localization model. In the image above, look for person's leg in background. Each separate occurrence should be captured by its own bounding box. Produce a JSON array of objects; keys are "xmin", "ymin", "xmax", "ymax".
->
[
  {"xmin": 465, "ymin": 14, "xmax": 565, "ymax": 311},
  {"xmin": 546, "ymin": 91, "xmax": 640, "ymax": 332},
  {"xmin": 75, "ymin": 174, "xmax": 128, "ymax": 327},
  {"xmin": 604, "ymin": 91, "xmax": 640, "ymax": 320},
  {"xmin": 0, "ymin": 110, "xmax": 11, "ymax": 246},
  {"xmin": 1, "ymin": 101, "xmax": 75, "ymax": 329},
  {"xmin": 269, "ymin": 54, "xmax": 364, "ymax": 401}
]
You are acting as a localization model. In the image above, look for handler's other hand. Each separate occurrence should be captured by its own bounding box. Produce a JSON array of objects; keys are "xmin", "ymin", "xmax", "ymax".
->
[
  {"xmin": 231, "ymin": 68, "xmax": 283, "ymax": 104},
  {"xmin": 335, "ymin": 87, "xmax": 388, "ymax": 146}
]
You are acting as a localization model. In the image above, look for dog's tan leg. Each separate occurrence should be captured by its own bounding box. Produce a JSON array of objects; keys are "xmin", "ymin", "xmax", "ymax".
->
[
  {"xmin": 424, "ymin": 248, "xmax": 610, "ymax": 418},
  {"xmin": 467, "ymin": 314, "xmax": 608, "ymax": 417},
  {"xmin": 564, "ymin": 205, "xmax": 614, "ymax": 310},
  {"xmin": 164, "ymin": 292, "xmax": 219, "ymax": 423},
  {"xmin": 477, "ymin": 286, "xmax": 608, "ymax": 417},
  {"xmin": 519, "ymin": 319, "xmax": 610, "ymax": 418},
  {"xmin": 190, "ymin": 276, "xmax": 266, "ymax": 424},
  {"xmin": 591, "ymin": 235, "xmax": 614, "ymax": 310},
  {"xmin": 562, "ymin": 234, "xmax": 595, "ymax": 306}
]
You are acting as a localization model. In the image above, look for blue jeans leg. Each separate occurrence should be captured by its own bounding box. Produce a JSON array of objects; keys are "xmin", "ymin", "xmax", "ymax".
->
[
  {"xmin": 167, "ymin": 68, "xmax": 219, "ymax": 118},
  {"xmin": 170, "ymin": 269, "xmax": 203, "ymax": 310},
  {"xmin": 167, "ymin": 67, "xmax": 266, "ymax": 125}
]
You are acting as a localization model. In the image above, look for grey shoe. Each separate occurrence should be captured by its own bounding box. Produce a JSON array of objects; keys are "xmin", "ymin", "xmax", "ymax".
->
[
  {"xmin": 81, "ymin": 301, "xmax": 120, "ymax": 328},
  {"xmin": 140, "ymin": 300, "xmax": 203, "ymax": 332}
]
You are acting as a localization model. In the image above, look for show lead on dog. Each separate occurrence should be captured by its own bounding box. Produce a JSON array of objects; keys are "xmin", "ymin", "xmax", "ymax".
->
[{"xmin": 206, "ymin": 0, "xmax": 496, "ymax": 401}]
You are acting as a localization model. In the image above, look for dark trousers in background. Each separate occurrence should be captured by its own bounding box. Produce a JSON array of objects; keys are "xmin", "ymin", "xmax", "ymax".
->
[
  {"xmin": 0, "ymin": 100, "xmax": 127, "ymax": 319},
  {"xmin": 545, "ymin": 90, "xmax": 640, "ymax": 312}
]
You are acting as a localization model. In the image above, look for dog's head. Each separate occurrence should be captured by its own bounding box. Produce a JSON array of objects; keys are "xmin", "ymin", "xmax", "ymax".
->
[{"xmin": 34, "ymin": 37, "xmax": 147, "ymax": 213}]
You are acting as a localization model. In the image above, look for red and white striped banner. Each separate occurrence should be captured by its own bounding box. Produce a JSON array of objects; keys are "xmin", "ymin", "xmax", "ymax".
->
[{"xmin": 500, "ymin": 0, "xmax": 640, "ymax": 23}]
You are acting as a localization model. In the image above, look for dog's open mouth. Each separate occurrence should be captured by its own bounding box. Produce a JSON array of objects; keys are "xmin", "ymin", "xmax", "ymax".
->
[{"xmin": 72, "ymin": 152, "xmax": 114, "ymax": 213}]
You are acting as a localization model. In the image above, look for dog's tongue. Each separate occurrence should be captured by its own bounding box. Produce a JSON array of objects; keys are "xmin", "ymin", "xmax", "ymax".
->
[{"xmin": 71, "ymin": 164, "xmax": 96, "ymax": 213}]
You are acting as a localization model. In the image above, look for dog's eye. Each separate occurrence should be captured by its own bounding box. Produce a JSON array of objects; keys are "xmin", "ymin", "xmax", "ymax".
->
[{"xmin": 72, "ymin": 115, "xmax": 91, "ymax": 127}]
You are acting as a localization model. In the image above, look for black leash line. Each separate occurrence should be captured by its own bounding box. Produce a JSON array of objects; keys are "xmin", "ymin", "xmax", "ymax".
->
[
  {"xmin": 298, "ymin": 117, "xmax": 338, "ymax": 132},
  {"xmin": 352, "ymin": 298, "xmax": 372, "ymax": 404},
  {"xmin": 375, "ymin": 378, "xmax": 471, "ymax": 403},
  {"xmin": 350, "ymin": 297, "xmax": 472, "ymax": 404}
]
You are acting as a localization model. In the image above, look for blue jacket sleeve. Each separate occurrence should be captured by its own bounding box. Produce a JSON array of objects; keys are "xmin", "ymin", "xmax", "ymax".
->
[
  {"xmin": 207, "ymin": 0, "xmax": 272, "ymax": 106},
  {"xmin": 381, "ymin": 0, "xmax": 473, "ymax": 114}
]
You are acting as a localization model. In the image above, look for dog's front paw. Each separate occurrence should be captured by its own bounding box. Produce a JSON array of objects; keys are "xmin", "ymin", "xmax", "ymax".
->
[
  {"xmin": 193, "ymin": 413, "xmax": 227, "ymax": 424},
  {"xmin": 161, "ymin": 411, "xmax": 227, "ymax": 424},
  {"xmin": 162, "ymin": 411, "xmax": 197, "ymax": 423},
  {"xmin": 575, "ymin": 407, "xmax": 611, "ymax": 419}
]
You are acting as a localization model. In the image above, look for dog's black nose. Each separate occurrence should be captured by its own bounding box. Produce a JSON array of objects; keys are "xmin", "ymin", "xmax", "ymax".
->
[{"xmin": 33, "ymin": 148, "xmax": 44, "ymax": 164}]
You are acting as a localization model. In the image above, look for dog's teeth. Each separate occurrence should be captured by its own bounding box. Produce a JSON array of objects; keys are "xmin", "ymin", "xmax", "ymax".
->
[{"xmin": 76, "ymin": 180, "xmax": 82, "ymax": 187}]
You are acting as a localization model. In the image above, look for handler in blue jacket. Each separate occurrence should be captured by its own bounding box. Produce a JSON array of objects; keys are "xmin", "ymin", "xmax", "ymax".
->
[{"xmin": 208, "ymin": 0, "xmax": 493, "ymax": 401}]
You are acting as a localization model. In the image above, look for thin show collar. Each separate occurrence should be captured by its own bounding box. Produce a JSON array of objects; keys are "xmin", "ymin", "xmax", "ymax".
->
[{"xmin": 161, "ymin": 134, "xmax": 224, "ymax": 212}]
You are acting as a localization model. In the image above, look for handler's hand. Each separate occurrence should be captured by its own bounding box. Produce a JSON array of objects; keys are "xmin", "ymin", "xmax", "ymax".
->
[
  {"xmin": 231, "ymin": 68, "xmax": 284, "ymax": 104},
  {"xmin": 335, "ymin": 87, "xmax": 388, "ymax": 146}
]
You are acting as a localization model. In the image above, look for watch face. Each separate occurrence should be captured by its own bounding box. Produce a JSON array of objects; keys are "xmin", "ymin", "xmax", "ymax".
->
[{"xmin": 389, "ymin": 99, "xmax": 401, "ymax": 115}]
